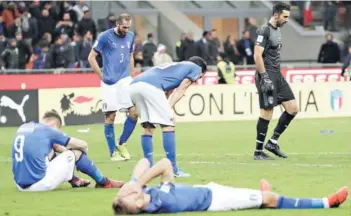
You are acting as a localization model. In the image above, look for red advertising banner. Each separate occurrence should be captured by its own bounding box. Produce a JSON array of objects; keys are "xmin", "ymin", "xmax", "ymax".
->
[{"xmin": 0, "ymin": 68, "xmax": 347, "ymax": 90}]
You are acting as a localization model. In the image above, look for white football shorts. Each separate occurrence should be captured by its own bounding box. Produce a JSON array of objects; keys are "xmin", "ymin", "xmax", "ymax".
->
[
  {"xmin": 101, "ymin": 76, "xmax": 134, "ymax": 113},
  {"xmin": 16, "ymin": 151, "xmax": 75, "ymax": 192},
  {"xmin": 129, "ymin": 82, "xmax": 175, "ymax": 127},
  {"xmin": 195, "ymin": 182, "xmax": 263, "ymax": 211}
]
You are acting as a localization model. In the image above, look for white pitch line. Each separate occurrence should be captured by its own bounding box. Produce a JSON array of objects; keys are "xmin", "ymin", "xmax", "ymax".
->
[
  {"xmin": 156, "ymin": 152, "xmax": 351, "ymax": 157},
  {"xmin": 188, "ymin": 161, "xmax": 350, "ymax": 168}
]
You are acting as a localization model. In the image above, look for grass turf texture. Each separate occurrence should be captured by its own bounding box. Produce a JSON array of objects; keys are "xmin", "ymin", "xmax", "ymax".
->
[{"xmin": 0, "ymin": 117, "xmax": 350, "ymax": 216}]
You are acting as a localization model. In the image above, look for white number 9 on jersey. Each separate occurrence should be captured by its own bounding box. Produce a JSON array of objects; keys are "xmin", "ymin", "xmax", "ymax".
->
[{"xmin": 14, "ymin": 135, "xmax": 25, "ymax": 162}]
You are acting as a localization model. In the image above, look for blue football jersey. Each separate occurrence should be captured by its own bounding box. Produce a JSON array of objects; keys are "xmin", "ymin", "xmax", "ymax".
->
[
  {"xmin": 12, "ymin": 122, "xmax": 70, "ymax": 186},
  {"xmin": 93, "ymin": 29, "xmax": 135, "ymax": 85},
  {"xmin": 131, "ymin": 62, "xmax": 202, "ymax": 91},
  {"xmin": 144, "ymin": 183, "xmax": 212, "ymax": 213}
]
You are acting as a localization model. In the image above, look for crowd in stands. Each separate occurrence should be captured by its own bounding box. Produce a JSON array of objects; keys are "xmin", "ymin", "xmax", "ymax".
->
[{"xmin": 0, "ymin": 0, "xmax": 350, "ymax": 73}]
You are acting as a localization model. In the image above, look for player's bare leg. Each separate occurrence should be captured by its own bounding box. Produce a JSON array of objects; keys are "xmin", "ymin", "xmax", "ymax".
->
[
  {"xmin": 260, "ymin": 179, "xmax": 348, "ymax": 209},
  {"xmin": 265, "ymin": 99, "xmax": 298, "ymax": 159},
  {"xmin": 104, "ymin": 111, "xmax": 125, "ymax": 161},
  {"xmin": 71, "ymin": 150, "xmax": 124, "ymax": 188},
  {"xmin": 254, "ymin": 109, "xmax": 275, "ymax": 160},
  {"xmin": 117, "ymin": 106, "xmax": 138, "ymax": 160},
  {"xmin": 161, "ymin": 125, "xmax": 190, "ymax": 178}
]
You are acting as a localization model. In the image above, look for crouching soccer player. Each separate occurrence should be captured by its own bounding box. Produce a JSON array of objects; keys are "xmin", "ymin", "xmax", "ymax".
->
[
  {"xmin": 12, "ymin": 110, "xmax": 124, "ymax": 192},
  {"xmin": 112, "ymin": 158, "xmax": 348, "ymax": 214},
  {"xmin": 128, "ymin": 56, "xmax": 208, "ymax": 177}
]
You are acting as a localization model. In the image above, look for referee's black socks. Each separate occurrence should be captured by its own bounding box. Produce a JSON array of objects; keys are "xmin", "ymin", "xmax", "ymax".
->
[
  {"xmin": 271, "ymin": 111, "xmax": 296, "ymax": 142},
  {"xmin": 256, "ymin": 117, "xmax": 270, "ymax": 151}
]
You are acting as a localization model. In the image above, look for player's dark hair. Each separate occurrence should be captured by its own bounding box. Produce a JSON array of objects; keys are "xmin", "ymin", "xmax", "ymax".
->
[
  {"xmin": 117, "ymin": 13, "xmax": 132, "ymax": 24},
  {"xmin": 43, "ymin": 109, "xmax": 62, "ymax": 127},
  {"xmin": 272, "ymin": 2, "xmax": 290, "ymax": 15},
  {"xmin": 112, "ymin": 201, "xmax": 127, "ymax": 215},
  {"xmin": 188, "ymin": 56, "xmax": 207, "ymax": 73}
]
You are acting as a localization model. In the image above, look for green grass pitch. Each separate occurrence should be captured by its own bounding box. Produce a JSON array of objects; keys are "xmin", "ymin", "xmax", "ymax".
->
[{"xmin": 0, "ymin": 117, "xmax": 350, "ymax": 216}]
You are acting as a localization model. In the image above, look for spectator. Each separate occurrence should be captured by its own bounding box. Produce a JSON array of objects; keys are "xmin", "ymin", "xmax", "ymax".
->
[
  {"xmin": 55, "ymin": 13, "xmax": 74, "ymax": 39},
  {"xmin": 2, "ymin": 2, "xmax": 20, "ymax": 29},
  {"xmin": 15, "ymin": 32, "xmax": 31, "ymax": 69},
  {"xmin": 0, "ymin": 33, "xmax": 7, "ymax": 68},
  {"xmin": 223, "ymin": 35, "xmax": 240, "ymax": 65},
  {"xmin": 51, "ymin": 34, "xmax": 74, "ymax": 68},
  {"xmin": 133, "ymin": 33, "xmax": 143, "ymax": 54},
  {"xmin": 196, "ymin": 31, "xmax": 212, "ymax": 64},
  {"xmin": 37, "ymin": 32, "xmax": 52, "ymax": 49},
  {"xmin": 43, "ymin": 1, "xmax": 58, "ymax": 22},
  {"xmin": 104, "ymin": 13, "xmax": 116, "ymax": 30},
  {"xmin": 31, "ymin": 47, "xmax": 46, "ymax": 69},
  {"xmin": 39, "ymin": 9, "xmax": 56, "ymax": 38},
  {"xmin": 0, "ymin": 16, "xmax": 6, "ymax": 36},
  {"xmin": 237, "ymin": 30, "xmax": 254, "ymax": 65},
  {"xmin": 20, "ymin": 8, "xmax": 38, "ymax": 47},
  {"xmin": 217, "ymin": 52, "xmax": 235, "ymax": 84},
  {"xmin": 77, "ymin": 30, "xmax": 93, "ymax": 68},
  {"xmin": 72, "ymin": 1, "xmax": 89, "ymax": 21},
  {"xmin": 76, "ymin": 7, "xmax": 96, "ymax": 40},
  {"xmin": 179, "ymin": 32, "xmax": 196, "ymax": 61},
  {"xmin": 152, "ymin": 44, "xmax": 173, "ymax": 66},
  {"xmin": 1, "ymin": 39, "xmax": 19, "ymax": 70},
  {"xmin": 323, "ymin": 1, "xmax": 338, "ymax": 32},
  {"xmin": 245, "ymin": 17, "xmax": 258, "ymax": 42},
  {"xmin": 29, "ymin": 0, "xmax": 41, "ymax": 20},
  {"xmin": 175, "ymin": 32, "xmax": 186, "ymax": 61},
  {"xmin": 142, "ymin": 33, "xmax": 157, "ymax": 67},
  {"xmin": 134, "ymin": 51, "xmax": 144, "ymax": 68},
  {"xmin": 59, "ymin": 1, "xmax": 78, "ymax": 24},
  {"xmin": 210, "ymin": 29, "xmax": 221, "ymax": 52},
  {"xmin": 318, "ymin": 33, "xmax": 340, "ymax": 63},
  {"xmin": 7, "ymin": 17, "xmax": 21, "ymax": 39}
]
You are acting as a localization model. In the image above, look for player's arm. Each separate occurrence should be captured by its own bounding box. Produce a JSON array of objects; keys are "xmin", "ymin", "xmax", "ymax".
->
[
  {"xmin": 130, "ymin": 52, "xmax": 136, "ymax": 77},
  {"xmin": 168, "ymin": 79, "xmax": 193, "ymax": 108},
  {"xmin": 65, "ymin": 137, "xmax": 88, "ymax": 153},
  {"xmin": 254, "ymin": 27, "xmax": 273, "ymax": 92},
  {"xmin": 88, "ymin": 49, "xmax": 103, "ymax": 81},
  {"xmin": 137, "ymin": 158, "xmax": 175, "ymax": 186},
  {"xmin": 88, "ymin": 34, "xmax": 106, "ymax": 80},
  {"xmin": 254, "ymin": 26, "xmax": 269, "ymax": 73}
]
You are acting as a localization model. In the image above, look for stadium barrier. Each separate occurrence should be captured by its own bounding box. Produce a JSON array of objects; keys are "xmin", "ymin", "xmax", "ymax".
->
[
  {"xmin": 32, "ymin": 82, "xmax": 350, "ymax": 126},
  {"xmin": 0, "ymin": 63, "xmax": 349, "ymax": 126}
]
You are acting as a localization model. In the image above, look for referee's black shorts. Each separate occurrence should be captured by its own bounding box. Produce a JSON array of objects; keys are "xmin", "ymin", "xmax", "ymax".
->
[{"xmin": 255, "ymin": 71, "xmax": 295, "ymax": 109}]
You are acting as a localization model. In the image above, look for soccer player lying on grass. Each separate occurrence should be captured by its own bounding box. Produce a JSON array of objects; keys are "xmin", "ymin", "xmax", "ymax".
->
[
  {"xmin": 12, "ymin": 110, "xmax": 124, "ymax": 192},
  {"xmin": 112, "ymin": 158, "xmax": 348, "ymax": 214}
]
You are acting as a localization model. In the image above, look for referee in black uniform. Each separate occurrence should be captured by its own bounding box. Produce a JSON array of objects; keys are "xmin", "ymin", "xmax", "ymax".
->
[{"xmin": 253, "ymin": 2, "xmax": 298, "ymax": 160}]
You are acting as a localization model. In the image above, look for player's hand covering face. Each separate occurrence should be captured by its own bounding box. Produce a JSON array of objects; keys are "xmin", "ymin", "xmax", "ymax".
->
[
  {"xmin": 276, "ymin": 10, "xmax": 290, "ymax": 27},
  {"xmin": 118, "ymin": 181, "xmax": 142, "ymax": 198}
]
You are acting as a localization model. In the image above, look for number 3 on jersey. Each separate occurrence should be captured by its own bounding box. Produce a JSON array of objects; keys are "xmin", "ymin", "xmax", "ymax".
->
[
  {"xmin": 120, "ymin": 53, "xmax": 124, "ymax": 63},
  {"xmin": 14, "ymin": 135, "xmax": 25, "ymax": 162}
]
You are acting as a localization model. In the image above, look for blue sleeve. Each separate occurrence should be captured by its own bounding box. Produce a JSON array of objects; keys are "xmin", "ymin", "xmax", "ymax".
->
[
  {"xmin": 93, "ymin": 32, "xmax": 107, "ymax": 54},
  {"xmin": 45, "ymin": 126, "xmax": 70, "ymax": 146},
  {"xmin": 185, "ymin": 64, "xmax": 202, "ymax": 82}
]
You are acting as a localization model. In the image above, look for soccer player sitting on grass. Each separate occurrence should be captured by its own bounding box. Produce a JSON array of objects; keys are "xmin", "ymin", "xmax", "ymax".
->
[
  {"xmin": 12, "ymin": 110, "xmax": 124, "ymax": 192},
  {"xmin": 112, "ymin": 158, "xmax": 348, "ymax": 214}
]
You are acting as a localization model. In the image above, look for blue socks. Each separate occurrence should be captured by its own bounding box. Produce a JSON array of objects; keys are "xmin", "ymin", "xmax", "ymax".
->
[
  {"xmin": 104, "ymin": 123, "xmax": 116, "ymax": 157},
  {"xmin": 141, "ymin": 135, "xmax": 153, "ymax": 166},
  {"xmin": 277, "ymin": 196, "xmax": 329, "ymax": 209},
  {"xmin": 162, "ymin": 131, "xmax": 177, "ymax": 172},
  {"xmin": 76, "ymin": 153, "xmax": 107, "ymax": 185},
  {"xmin": 119, "ymin": 116, "xmax": 137, "ymax": 145}
]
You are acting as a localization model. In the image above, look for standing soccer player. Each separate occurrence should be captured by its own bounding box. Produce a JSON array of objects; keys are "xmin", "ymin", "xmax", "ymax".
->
[
  {"xmin": 88, "ymin": 13, "xmax": 138, "ymax": 161},
  {"xmin": 253, "ymin": 2, "xmax": 298, "ymax": 160},
  {"xmin": 128, "ymin": 57, "xmax": 207, "ymax": 177}
]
